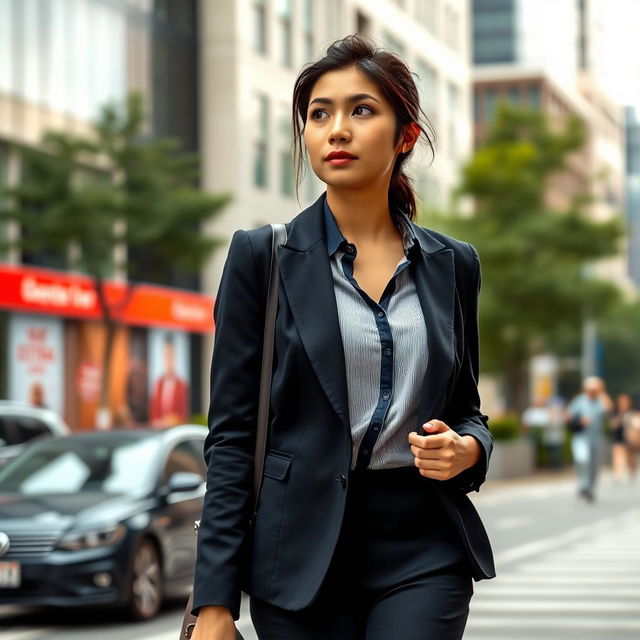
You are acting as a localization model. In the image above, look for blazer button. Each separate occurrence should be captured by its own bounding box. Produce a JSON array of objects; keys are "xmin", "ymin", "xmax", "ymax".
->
[{"xmin": 336, "ymin": 474, "xmax": 347, "ymax": 488}]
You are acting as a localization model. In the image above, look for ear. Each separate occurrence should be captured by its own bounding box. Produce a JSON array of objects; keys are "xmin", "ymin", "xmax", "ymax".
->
[{"xmin": 399, "ymin": 122, "xmax": 421, "ymax": 153}]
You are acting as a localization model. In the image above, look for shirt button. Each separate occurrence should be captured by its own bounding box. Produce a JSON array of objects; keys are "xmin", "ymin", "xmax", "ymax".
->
[
  {"xmin": 384, "ymin": 348, "xmax": 391, "ymax": 356},
  {"xmin": 382, "ymin": 391, "xmax": 390, "ymax": 400},
  {"xmin": 377, "ymin": 311, "xmax": 384, "ymax": 317},
  {"xmin": 363, "ymin": 449, "xmax": 370, "ymax": 456},
  {"xmin": 373, "ymin": 426, "xmax": 380, "ymax": 431}
]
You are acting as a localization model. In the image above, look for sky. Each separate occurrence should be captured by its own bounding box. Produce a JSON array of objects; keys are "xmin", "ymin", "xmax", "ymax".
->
[{"xmin": 598, "ymin": 0, "xmax": 640, "ymax": 107}]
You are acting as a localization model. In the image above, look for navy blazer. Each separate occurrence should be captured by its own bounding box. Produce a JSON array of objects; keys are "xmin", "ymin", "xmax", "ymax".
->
[{"xmin": 192, "ymin": 191, "xmax": 495, "ymax": 621}]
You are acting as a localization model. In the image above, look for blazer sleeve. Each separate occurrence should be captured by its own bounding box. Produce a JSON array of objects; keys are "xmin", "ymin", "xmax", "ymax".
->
[
  {"xmin": 191, "ymin": 229, "xmax": 264, "ymax": 620},
  {"xmin": 442, "ymin": 242, "xmax": 493, "ymax": 494}
]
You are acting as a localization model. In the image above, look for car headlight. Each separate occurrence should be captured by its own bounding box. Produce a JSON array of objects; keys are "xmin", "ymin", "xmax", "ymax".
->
[{"xmin": 57, "ymin": 523, "xmax": 127, "ymax": 551}]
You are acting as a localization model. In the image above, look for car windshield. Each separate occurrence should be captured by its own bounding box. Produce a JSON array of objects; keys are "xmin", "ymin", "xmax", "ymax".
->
[{"xmin": 0, "ymin": 435, "xmax": 160, "ymax": 495}]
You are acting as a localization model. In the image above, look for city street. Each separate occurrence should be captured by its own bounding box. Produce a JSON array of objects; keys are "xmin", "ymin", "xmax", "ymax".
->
[{"xmin": 1, "ymin": 469, "xmax": 639, "ymax": 640}]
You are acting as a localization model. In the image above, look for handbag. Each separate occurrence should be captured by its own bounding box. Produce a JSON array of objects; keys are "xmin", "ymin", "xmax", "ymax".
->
[
  {"xmin": 179, "ymin": 223, "xmax": 287, "ymax": 640},
  {"xmin": 565, "ymin": 414, "xmax": 583, "ymax": 434}
]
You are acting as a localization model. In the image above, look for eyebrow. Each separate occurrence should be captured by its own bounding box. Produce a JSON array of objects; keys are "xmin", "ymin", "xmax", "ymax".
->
[{"xmin": 308, "ymin": 93, "xmax": 381, "ymax": 107}]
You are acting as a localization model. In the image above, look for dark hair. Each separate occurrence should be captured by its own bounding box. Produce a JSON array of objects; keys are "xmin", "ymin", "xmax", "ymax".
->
[{"xmin": 292, "ymin": 34, "xmax": 436, "ymax": 221}]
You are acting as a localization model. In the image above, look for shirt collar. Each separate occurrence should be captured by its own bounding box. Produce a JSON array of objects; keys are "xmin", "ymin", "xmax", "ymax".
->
[{"xmin": 323, "ymin": 196, "xmax": 420, "ymax": 258}]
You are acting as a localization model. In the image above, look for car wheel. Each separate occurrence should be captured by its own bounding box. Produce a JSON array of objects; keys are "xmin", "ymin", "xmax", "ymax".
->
[{"xmin": 127, "ymin": 539, "xmax": 163, "ymax": 620}]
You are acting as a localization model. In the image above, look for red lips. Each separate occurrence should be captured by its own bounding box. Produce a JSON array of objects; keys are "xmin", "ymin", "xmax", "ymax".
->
[{"xmin": 325, "ymin": 150, "xmax": 357, "ymax": 160}]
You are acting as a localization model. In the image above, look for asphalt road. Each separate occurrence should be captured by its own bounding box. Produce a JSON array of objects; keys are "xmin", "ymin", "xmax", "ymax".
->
[{"xmin": 1, "ymin": 468, "xmax": 639, "ymax": 640}]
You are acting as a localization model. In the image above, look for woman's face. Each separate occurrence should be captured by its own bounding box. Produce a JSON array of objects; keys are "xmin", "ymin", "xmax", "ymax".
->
[{"xmin": 303, "ymin": 65, "xmax": 413, "ymax": 192}]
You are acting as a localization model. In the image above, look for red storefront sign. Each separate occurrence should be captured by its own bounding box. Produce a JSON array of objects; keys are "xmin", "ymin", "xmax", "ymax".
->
[{"xmin": 0, "ymin": 263, "xmax": 214, "ymax": 333}]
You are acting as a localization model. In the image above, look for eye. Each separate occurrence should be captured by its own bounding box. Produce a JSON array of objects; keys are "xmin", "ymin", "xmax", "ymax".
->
[
  {"xmin": 310, "ymin": 108, "xmax": 328, "ymax": 121},
  {"xmin": 308, "ymin": 104, "xmax": 375, "ymax": 121},
  {"xmin": 354, "ymin": 104, "xmax": 374, "ymax": 116}
]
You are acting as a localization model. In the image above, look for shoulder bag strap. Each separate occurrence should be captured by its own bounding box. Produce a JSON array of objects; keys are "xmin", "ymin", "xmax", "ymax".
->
[{"xmin": 252, "ymin": 223, "xmax": 287, "ymax": 512}]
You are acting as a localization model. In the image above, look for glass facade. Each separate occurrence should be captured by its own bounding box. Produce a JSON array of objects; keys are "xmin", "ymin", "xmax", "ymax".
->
[
  {"xmin": 302, "ymin": 0, "xmax": 314, "ymax": 61},
  {"xmin": 472, "ymin": 0, "xmax": 517, "ymax": 64},
  {"xmin": 1, "ymin": 0, "xmax": 200, "ymax": 290},
  {"xmin": 253, "ymin": 0, "xmax": 267, "ymax": 55},
  {"xmin": 625, "ymin": 107, "xmax": 640, "ymax": 286},
  {"xmin": 277, "ymin": 0, "xmax": 293, "ymax": 68}
]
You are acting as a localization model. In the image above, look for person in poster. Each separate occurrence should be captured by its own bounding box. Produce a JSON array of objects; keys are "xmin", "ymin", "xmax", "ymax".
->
[{"xmin": 149, "ymin": 332, "xmax": 189, "ymax": 428}]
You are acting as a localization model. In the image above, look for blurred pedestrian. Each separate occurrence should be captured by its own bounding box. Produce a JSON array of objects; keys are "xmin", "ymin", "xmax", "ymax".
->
[
  {"xmin": 610, "ymin": 393, "xmax": 634, "ymax": 482},
  {"xmin": 624, "ymin": 409, "xmax": 640, "ymax": 482},
  {"xmin": 566, "ymin": 376, "xmax": 613, "ymax": 502}
]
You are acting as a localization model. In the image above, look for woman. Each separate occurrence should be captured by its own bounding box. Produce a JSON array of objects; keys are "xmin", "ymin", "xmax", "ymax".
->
[
  {"xmin": 610, "ymin": 393, "xmax": 633, "ymax": 482},
  {"xmin": 191, "ymin": 35, "xmax": 494, "ymax": 640}
]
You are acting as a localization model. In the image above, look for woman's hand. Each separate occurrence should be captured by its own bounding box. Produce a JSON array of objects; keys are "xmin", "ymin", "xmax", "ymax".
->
[
  {"xmin": 408, "ymin": 419, "xmax": 481, "ymax": 480},
  {"xmin": 190, "ymin": 605, "xmax": 237, "ymax": 640}
]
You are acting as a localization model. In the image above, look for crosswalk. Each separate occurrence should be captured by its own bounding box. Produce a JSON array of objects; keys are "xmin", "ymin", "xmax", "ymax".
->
[{"xmin": 465, "ymin": 509, "xmax": 640, "ymax": 640}]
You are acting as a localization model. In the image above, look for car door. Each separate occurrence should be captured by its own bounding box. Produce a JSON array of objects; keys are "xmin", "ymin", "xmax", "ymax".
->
[{"xmin": 157, "ymin": 439, "xmax": 206, "ymax": 582}]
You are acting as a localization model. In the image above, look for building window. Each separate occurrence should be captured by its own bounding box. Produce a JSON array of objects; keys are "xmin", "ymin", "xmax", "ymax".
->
[
  {"xmin": 444, "ymin": 5, "xmax": 459, "ymax": 50},
  {"xmin": 416, "ymin": 59, "xmax": 438, "ymax": 124},
  {"xmin": 0, "ymin": 144, "xmax": 7, "ymax": 260},
  {"xmin": 253, "ymin": 0, "xmax": 267, "ymax": 55},
  {"xmin": 415, "ymin": 0, "xmax": 438, "ymax": 35},
  {"xmin": 526, "ymin": 85, "xmax": 541, "ymax": 109},
  {"xmin": 277, "ymin": 0, "xmax": 293, "ymax": 68},
  {"xmin": 356, "ymin": 10, "xmax": 371, "ymax": 36},
  {"xmin": 279, "ymin": 108, "xmax": 294, "ymax": 197},
  {"xmin": 383, "ymin": 31, "xmax": 405, "ymax": 58},
  {"xmin": 484, "ymin": 87, "xmax": 497, "ymax": 123},
  {"xmin": 507, "ymin": 85, "xmax": 521, "ymax": 105},
  {"xmin": 302, "ymin": 0, "xmax": 314, "ymax": 61},
  {"xmin": 254, "ymin": 93, "xmax": 269, "ymax": 189},
  {"xmin": 472, "ymin": 0, "xmax": 516, "ymax": 65},
  {"xmin": 447, "ymin": 81, "xmax": 459, "ymax": 159}
]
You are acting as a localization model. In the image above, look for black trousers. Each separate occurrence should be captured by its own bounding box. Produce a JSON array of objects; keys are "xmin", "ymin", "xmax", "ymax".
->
[{"xmin": 250, "ymin": 466, "xmax": 474, "ymax": 640}]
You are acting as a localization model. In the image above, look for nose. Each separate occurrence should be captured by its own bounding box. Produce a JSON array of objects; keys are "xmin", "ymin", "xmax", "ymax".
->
[{"xmin": 328, "ymin": 111, "xmax": 351, "ymax": 144}]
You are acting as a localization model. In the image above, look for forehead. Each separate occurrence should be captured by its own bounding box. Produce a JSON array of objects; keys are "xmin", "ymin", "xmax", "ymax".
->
[{"xmin": 309, "ymin": 65, "xmax": 383, "ymax": 101}]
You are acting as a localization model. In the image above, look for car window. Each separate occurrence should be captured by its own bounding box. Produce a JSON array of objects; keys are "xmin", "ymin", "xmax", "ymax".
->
[
  {"xmin": 12, "ymin": 417, "xmax": 50, "ymax": 444},
  {"xmin": 0, "ymin": 436, "xmax": 160, "ymax": 494},
  {"xmin": 162, "ymin": 440, "xmax": 206, "ymax": 485},
  {"xmin": 0, "ymin": 417, "xmax": 17, "ymax": 446}
]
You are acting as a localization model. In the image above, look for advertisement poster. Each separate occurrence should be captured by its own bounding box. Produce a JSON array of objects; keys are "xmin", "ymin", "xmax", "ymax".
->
[
  {"xmin": 148, "ymin": 329, "xmax": 190, "ymax": 428},
  {"xmin": 8, "ymin": 314, "xmax": 64, "ymax": 415},
  {"xmin": 73, "ymin": 321, "xmax": 129, "ymax": 430}
]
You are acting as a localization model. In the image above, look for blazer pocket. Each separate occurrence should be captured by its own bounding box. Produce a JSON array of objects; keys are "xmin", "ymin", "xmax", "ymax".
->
[{"xmin": 263, "ymin": 450, "xmax": 293, "ymax": 481}]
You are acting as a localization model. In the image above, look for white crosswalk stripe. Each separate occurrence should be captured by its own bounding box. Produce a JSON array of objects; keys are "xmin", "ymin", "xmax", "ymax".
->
[{"xmin": 465, "ymin": 510, "xmax": 640, "ymax": 640}]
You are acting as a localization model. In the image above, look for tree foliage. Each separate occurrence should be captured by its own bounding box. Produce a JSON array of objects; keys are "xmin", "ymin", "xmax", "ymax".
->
[
  {"xmin": 422, "ymin": 104, "xmax": 624, "ymax": 410},
  {"xmin": 0, "ymin": 92, "xmax": 230, "ymax": 421}
]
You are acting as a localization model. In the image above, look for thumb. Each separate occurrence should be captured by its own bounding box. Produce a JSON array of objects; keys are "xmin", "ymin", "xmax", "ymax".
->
[{"xmin": 422, "ymin": 420, "xmax": 450, "ymax": 434}]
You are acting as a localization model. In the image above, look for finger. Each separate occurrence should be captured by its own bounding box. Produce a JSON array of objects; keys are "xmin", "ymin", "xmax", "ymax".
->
[
  {"xmin": 410, "ymin": 444, "xmax": 445, "ymax": 460},
  {"xmin": 414, "ymin": 457, "xmax": 449, "ymax": 471},
  {"xmin": 408, "ymin": 432, "xmax": 450, "ymax": 449},
  {"xmin": 422, "ymin": 420, "xmax": 450, "ymax": 434}
]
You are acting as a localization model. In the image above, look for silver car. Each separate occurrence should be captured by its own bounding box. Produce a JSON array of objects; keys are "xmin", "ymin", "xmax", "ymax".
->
[{"xmin": 0, "ymin": 401, "xmax": 70, "ymax": 467}]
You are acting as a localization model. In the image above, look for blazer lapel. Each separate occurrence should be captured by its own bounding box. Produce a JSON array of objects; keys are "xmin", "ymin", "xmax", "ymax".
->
[
  {"xmin": 277, "ymin": 192, "xmax": 457, "ymax": 436},
  {"xmin": 409, "ymin": 225, "xmax": 457, "ymax": 426},
  {"xmin": 277, "ymin": 193, "xmax": 351, "ymax": 431}
]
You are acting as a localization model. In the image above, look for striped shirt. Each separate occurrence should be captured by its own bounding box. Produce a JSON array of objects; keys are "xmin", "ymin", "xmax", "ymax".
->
[{"xmin": 323, "ymin": 199, "xmax": 429, "ymax": 470}]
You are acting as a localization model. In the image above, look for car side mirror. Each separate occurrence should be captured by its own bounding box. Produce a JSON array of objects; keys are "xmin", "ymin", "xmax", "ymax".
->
[{"xmin": 167, "ymin": 471, "xmax": 204, "ymax": 493}]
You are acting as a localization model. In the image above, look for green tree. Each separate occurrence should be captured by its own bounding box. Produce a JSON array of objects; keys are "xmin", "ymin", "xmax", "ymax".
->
[
  {"xmin": 422, "ymin": 104, "xmax": 623, "ymax": 412},
  {"xmin": 1, "ymin": 92, "xmax": 230, "ymax": 426},
  {"xmin": 598, "ymin": 299, "xmax": 640, "ymax": 399}
]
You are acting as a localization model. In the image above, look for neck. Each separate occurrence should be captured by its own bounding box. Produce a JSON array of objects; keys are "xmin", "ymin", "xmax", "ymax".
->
[{"xmin": 325, "ymin": 185, "xmax": 398, "ymax": 246}]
